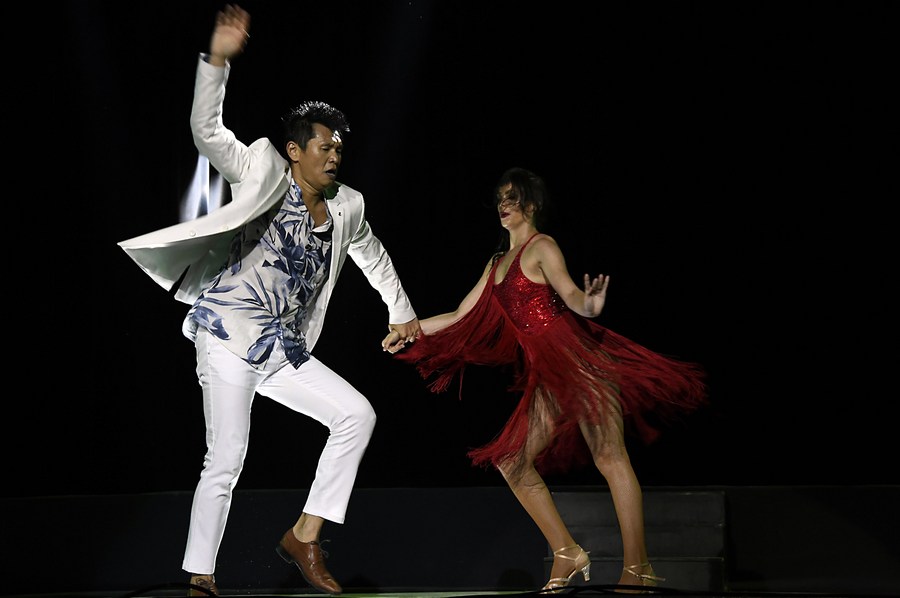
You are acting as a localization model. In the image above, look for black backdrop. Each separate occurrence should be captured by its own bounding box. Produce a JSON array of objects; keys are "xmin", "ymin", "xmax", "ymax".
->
[{"xmin": 19, "ymin": 0, "xmax": 895, "ymax": 499}]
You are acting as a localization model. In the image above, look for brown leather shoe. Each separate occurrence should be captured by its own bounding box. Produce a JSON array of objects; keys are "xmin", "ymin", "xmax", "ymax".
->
[
  {"xmin": 188, "ymin": 575, "xmax": 219, "ymax": 596},
  {"xmin": 276, "ymin": 529, "xmax": 343, "ymax": 595}
]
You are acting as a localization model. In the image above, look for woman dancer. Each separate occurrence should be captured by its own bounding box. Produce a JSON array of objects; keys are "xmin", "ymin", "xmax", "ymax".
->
[{"xmin": 384, "ymin": 167, "xmax": 707, "ymax": 592}]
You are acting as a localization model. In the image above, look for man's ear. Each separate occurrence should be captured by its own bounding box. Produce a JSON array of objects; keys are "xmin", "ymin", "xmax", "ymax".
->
[{"xmin": 286, "ymin": 141, "xmax": 301, "ymax": 161}]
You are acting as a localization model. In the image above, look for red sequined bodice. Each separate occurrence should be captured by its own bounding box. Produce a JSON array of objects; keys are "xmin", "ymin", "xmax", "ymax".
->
[{"xmin": 493, "ymin": 247, "xmax": 566, "ymax": 336}]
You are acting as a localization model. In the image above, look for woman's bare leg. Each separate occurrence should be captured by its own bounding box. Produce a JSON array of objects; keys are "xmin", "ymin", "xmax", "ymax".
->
[
  {"xmin": 498, "ymin": 397, "xmax": 584, "ymax": 584},
  {"xmin": 579, "ymin": 402, "xmax": 657, "ymax": 588},
  {"xmin": 499, "ymin": 460, "xmax": 575, "ymax": 553}
]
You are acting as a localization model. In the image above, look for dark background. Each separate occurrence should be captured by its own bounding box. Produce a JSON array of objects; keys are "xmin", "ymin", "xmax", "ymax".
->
[{"xmin": 18, "ymin": 1, "xmax": 895, "ymax": 499}]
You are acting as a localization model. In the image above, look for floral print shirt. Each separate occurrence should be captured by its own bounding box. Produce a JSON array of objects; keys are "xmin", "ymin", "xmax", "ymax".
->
[{"xmin": 184, "ymin": 181, "xmax": 332, "ymax": 369}]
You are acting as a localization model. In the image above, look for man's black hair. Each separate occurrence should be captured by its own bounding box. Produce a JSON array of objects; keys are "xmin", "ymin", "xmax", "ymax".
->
[{"xmin": 281, "ymin": 101, "xmax": 350, "ymax": 150}]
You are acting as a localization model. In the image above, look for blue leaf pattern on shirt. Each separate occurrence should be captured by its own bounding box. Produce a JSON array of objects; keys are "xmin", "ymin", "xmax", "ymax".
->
[{"xmin": 185, "ymin": 183, "xmax": 331, "ymax": 369}]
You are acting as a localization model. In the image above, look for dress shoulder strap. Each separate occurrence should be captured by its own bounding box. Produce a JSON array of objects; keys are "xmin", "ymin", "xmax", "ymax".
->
[{"xmin": 522, "ymin": 232, "xmax": 541, "ymax": 250}]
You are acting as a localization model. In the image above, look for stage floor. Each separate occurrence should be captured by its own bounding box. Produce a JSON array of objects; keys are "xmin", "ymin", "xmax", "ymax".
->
[{"xmin": 13, "ymin": 588, "xmax": 899, "ymax": 598}]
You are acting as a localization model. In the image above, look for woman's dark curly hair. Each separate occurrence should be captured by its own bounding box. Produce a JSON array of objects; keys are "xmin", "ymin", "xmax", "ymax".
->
[{"xmin": 491, "ymin": 167, "xmax": 551, "ymax": 260}]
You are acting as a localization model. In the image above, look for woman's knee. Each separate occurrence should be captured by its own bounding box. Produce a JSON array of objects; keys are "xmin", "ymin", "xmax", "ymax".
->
[
  {"xmin": 498, "ymin": 456, "xmax": 536, "ymax": 484},
  {"xmin": 592, "ymin": 443, "xmax": 630, "ymax": 473}
]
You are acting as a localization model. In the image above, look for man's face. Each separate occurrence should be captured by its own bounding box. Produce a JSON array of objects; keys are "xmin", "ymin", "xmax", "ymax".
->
[{"xmin": 293, "ymin": 123, "xmax": 343, "ymax": 193}]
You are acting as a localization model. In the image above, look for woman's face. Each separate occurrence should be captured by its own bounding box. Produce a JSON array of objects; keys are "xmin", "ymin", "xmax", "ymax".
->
[{"xmin": 497, "ymin": 183, "xmax": 532, "ymax": 227}]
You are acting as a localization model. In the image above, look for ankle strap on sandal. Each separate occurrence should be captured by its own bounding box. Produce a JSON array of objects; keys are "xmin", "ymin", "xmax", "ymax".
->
[
  {"xmin": 553, "ymin": 544, "xmax": 590, "ymax": 559},
  {"xmin": 623, "ymin": 562, "xmax": 666, "ymax": 582}
]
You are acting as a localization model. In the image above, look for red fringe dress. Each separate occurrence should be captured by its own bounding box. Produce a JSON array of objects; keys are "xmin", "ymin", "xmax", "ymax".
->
[{"xmin": 397, "ymin": 235, "xmax": 708, "ymax": 475}]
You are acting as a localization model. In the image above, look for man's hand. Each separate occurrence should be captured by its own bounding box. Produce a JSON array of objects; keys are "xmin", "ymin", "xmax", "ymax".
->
[{"xmin": 209, "ymin": 4, "xmax": 250, "ymax": 66}]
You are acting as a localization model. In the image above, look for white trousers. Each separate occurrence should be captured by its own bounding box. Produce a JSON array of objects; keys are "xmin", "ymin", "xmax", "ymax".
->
[{"xmin": 182, "ymin": 328, "xmax": 377, "ymax": 575}]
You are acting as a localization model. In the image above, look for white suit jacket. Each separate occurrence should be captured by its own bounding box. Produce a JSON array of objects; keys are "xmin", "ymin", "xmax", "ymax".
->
[{"xmin": 118, "ymin": 56, "xmax": 416, "ymax": 350}]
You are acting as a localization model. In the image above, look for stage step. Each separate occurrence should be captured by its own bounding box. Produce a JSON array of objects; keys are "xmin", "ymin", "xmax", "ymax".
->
[{"xmin": 545, "ymin": 488, "xmax": 727, "ymax": 591}]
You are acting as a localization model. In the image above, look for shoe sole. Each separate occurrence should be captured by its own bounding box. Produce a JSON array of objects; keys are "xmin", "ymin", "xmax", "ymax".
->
[{"xmin": 275, "ymin": 543, "xmax": 341, "ymax": 595}]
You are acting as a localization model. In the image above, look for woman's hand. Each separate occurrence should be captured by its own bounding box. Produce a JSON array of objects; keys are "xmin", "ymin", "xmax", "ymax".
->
[
  {"xmin": 382, "ymin": 329, "xmax": 407, "ymax": 354},
  {"xmin": 583, "ymin": 274, "xmax": 610, "ymax": 318}
]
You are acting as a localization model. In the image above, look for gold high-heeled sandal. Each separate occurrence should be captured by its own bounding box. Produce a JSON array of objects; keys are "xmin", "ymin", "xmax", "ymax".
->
[
  {"xmin": 623, "ymin": 561, "xmax": 665, "ymax": 587},
  {"xmin": 541, "ymin": 544, "xmax": 591, "ymax": 593}
]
